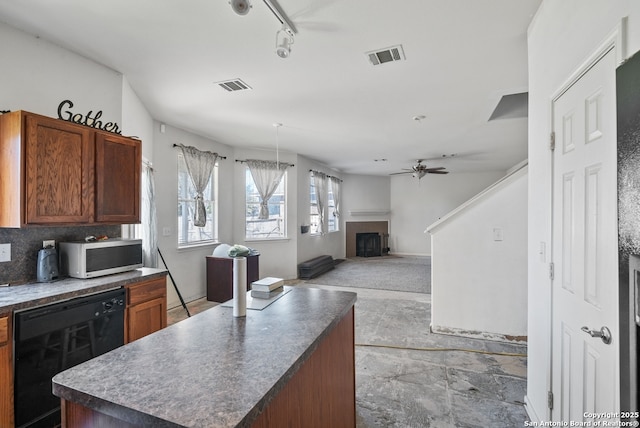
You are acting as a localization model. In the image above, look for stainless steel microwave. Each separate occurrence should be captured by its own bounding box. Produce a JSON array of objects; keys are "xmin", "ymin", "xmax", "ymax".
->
[{"xmin": 59, "ymin": 239, "xmax": 143, "ymax": 279}]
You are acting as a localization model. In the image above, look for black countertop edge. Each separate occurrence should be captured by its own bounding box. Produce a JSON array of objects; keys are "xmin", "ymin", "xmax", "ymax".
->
[{"xmin": 0, "ymin": 268, "xmax": 168, "ymax": 314}]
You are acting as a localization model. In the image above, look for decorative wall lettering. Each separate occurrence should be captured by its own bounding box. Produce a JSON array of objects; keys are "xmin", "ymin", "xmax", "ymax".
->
[{"xmin": 57, "ymin": 100, "xmax": 121, "ymax": 134}]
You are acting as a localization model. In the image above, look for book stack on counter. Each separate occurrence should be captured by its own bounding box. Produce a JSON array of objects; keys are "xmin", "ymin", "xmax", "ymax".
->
[{"xmin": 250, "ymin": 277, "xmax": 284, "ymax": 299}]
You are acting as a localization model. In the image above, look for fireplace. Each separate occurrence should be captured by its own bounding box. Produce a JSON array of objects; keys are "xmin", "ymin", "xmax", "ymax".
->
[
  {"xmin": 356, "ymin": 233, "xmax": 381, "ymax": 257},
  {"xmin": 346, "ymin": 221, "xmax": 389, "ymax": 258}
]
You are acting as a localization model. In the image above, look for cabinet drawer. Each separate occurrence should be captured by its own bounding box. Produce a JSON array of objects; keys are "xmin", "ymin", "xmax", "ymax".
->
[
  {"xmin": 127, "ymin": 278, "xmax": 166, "ymax": 306},
  {"xmin": 0, "ymin": 315, "xmax": 8, "ymax": 345}
]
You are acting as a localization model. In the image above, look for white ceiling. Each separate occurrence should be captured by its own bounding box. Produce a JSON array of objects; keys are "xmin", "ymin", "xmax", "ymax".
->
[{"xmin": 0, "ymin": 0, "xmax": 541, "ymax": 176}]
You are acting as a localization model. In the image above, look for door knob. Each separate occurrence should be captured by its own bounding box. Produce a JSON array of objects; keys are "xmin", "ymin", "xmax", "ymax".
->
[{"xmin": 581, "ymin": 326, "xmax": 612, "ymax": 345}]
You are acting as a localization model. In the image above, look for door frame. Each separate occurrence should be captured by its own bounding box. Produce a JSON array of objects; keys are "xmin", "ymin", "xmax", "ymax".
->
[{"xmin": 547, "ymin": 20, "xmax": 628, "ymax": 420}]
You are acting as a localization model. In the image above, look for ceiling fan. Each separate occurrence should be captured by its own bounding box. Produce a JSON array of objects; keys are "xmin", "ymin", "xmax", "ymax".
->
[{"xmin": 390, "ymin": 159, "xmax": 449, "ymax": 179}]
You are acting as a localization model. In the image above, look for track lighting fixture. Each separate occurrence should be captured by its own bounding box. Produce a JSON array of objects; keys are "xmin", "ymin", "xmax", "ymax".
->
[
  {"xmin": 230, "ymin": 0, "xmax": 297, "ymax": 58},
  {"xmin": 229, "ymin": 0, "xmax": 252, "ymax": 16},
  {"xmin": 276, "ymin": 26, "xmax": 294, "ymax": 59}
]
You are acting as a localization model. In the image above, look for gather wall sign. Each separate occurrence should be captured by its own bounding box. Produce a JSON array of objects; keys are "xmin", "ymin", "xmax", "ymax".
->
[{"xmin": 57, "ymin": 99, "xmax": 121, "ymax": 134}]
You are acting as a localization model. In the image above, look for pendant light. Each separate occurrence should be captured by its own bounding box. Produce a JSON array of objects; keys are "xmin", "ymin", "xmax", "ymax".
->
[{"xmin": 273, "ymin": 122, "xmax": 282, "ymax": 168}]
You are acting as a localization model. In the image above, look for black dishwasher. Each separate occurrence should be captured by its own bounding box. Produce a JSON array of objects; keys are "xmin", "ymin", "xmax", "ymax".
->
[{"xmin": 14, "ymin": 288, "xmax": 125, "ymax": 428}]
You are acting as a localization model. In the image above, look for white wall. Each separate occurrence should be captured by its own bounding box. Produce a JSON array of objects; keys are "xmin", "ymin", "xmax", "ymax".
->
[
  {"xmin": 429, "ymin": 166, "xmax": 528, "ymax": 340},
  {"xmin": 527, "ymin": 0, "xmax": 640, "ymax": 421},
  {"xmin": 341, "ymin": 173, "xmax": 391, "ymax": 223},
  {"xmin": 0, "ymin": 22, "xmax": 122, "ymax": 125},
  {"xmin": 390, "ymin": 171, "xmax": 505, "ymax": 256},
  {"xmin": 121, "ymin": 77, "xmax": 154, "ymax": 162},
  {"xmin": 153, "ymin": 122, "xmax": 235, "ymax": 307},
  {"xmin": 296, "ymin": 156, "xmax": 344, "ymax": 264}
]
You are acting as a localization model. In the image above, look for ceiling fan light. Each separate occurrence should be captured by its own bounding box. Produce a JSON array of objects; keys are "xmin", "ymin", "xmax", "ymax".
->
[{"xmin": 230, "ymin": 0, "xmax": 251, "ymax": 16}]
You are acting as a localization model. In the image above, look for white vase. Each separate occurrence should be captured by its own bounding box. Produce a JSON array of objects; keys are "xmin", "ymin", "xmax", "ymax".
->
[{"xmin": 232, "ymin": 257, "xmax": 247, "ymax": 317}]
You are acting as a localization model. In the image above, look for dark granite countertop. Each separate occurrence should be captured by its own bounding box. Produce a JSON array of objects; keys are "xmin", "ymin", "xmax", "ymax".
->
[
  {"xmin": 52, "ymin": 287, "xmax": 357, "ymax": 428},
  {"xmin": 0, "ymin": 268, "xmax": 167, "ymax": 314}
]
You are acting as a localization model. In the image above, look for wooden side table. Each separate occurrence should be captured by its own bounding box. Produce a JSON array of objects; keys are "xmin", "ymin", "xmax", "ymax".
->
[{"xmin": 206, "ymin": 255, "xmax": 260, "ymax": 302}]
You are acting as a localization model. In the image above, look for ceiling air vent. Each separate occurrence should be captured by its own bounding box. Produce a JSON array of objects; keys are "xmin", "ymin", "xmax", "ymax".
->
[
  {"xmin": 215, "ymin": 78, "xmax": 252, "ymax": 92},
  {"xmin": 366, "ymin": 45, "xmax": 405, "ymax": 66}
]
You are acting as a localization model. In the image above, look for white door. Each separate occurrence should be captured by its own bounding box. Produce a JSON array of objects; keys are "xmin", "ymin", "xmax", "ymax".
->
[{"xmin": 551, "ymin": 48, "xmax": 619, "ymax": 421}]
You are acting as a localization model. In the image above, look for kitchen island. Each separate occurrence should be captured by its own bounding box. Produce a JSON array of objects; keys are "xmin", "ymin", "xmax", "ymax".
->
[{"xmin": 52, "ymin": 287, "xmax": 357, "ymax": 427}]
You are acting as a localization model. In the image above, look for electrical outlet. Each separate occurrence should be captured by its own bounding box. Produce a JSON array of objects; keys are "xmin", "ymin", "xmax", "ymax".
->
[
  {"xmin": 0, "ymin": 243, "xmax": 11, "ymax": 262},
  {"xmin": 43, "ymin": 240, "xmax": 55, "ymax": 248}
]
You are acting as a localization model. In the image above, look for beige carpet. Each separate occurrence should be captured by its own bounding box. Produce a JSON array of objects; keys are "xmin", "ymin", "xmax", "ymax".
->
[{"xmin": 305, "ymin": 256, "xmax": 431, "ymax": 293}]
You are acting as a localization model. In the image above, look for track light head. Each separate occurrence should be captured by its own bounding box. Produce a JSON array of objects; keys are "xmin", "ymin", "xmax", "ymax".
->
[
  {"xmin": 230, "ymin": 0, "xmax": 251, "ymax": 16},
  {"xmin": 276, "ymin": 40, "xmax": 291, "ymax": 58},
  {"xmin": 275, "ymin": 26, "xmax": 294, "ymax": 59}
]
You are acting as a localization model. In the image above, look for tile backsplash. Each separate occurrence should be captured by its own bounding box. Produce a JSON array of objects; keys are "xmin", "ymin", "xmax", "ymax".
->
[{"xmin": 0, "ymin": 225, "xmax": 121, "ymax": 285}]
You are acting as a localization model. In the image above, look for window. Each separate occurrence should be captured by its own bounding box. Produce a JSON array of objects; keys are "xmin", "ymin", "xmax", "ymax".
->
[
  {"xmin": 328, "ymin": 179, "xmax": 338, "ymax": 232},
  {"xmin": 310, "ymin": 171, "xmax": 340, "ymax": 235},
  {"xmin": 245, "ymin": 167, "xmax": 287, "ymax": 239},
  {"xmin": 177, "ymin": 154, "xmax": 217, "ymax": 247}
]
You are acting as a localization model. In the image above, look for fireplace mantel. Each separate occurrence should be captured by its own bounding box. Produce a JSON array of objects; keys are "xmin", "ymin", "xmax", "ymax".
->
[{"xmin": 348, "ymin": 209, "xmax": 390, "ymax": 216}]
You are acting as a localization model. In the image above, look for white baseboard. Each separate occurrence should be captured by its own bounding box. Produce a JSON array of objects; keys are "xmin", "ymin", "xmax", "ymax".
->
[
  {"xmin": 430, "ymin": 324, "xmax": 527, "ymax": 344},
  {"xmin": 389, "ymin": 251, "xmax": 431, "ymax": 257}
]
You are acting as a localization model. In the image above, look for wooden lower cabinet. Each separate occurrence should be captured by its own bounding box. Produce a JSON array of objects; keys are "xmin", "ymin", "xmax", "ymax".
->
[
  {"xmin": 250, "ymin": 308, "xmax": 356, "ymax": 428},
  {"xmin": 0, "ymin": 275, "xmax": 167, "ymax": 427},
  {"xmin": 0, "ymin": 314, "xmax": 14, "ymax": 428},
  {"xmin": 125, "ymin": 276, "xmax": 167, "ymax": 343}
]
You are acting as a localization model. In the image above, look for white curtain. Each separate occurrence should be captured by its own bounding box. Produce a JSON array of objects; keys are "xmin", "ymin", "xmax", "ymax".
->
[
  {"xmin": 141, "ymin": 162, "xmax": 158, "ymax": 268},
  {"xmin": 330, "ymin": 175, "xmax": 341, "ymax": 219},
  {"xmin": 314, "ymin": 172, "xmax": 328, "ymax": 234},
  {"xmin": 246, "ymin": 160, "xmax": 290, "ymax": 219},
  {"xmin": 122, "ymin": 160, "xmax": 158, "ymax": 268},
  {"xmin": 177, "ymin": 144, "xmax": 218, "ymax": 227}
]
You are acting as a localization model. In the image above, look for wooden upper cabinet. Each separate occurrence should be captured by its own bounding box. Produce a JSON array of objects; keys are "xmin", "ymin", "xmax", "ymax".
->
[
  {"xmin": 25, "ymin": 113, "xmax": 94, "ymax": 224},
  {"xmin": 0, "ymin": 110, "xmax": 141, "ymax": 227},
  {"xmin": 95, "ymin": 132, "xmax": 141, "ymax": 223}
]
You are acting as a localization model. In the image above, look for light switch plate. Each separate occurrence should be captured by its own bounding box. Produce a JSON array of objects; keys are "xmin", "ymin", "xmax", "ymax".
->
[
  {"xmin": 492, "ymin": 228, "xmax": 503, "ymax": 241},
  {"xmin": 0, "ymin": 243, "xmax": 11, "ymax": 262}
]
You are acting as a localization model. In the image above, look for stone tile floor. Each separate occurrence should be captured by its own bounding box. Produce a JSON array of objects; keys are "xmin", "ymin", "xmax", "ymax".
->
[
  {"xmin": 299, "ymin": 284, "xmax": 528, "ymax": 428},
  {"xmin": 168, "ymin": 284, "xmax": 529, "ymax": 427}
]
